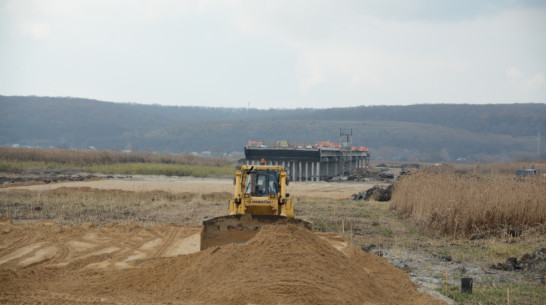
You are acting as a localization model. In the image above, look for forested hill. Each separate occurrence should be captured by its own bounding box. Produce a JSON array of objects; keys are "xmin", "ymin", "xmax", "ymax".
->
[
  {"xmin": 285, "ymin": 104, "xmax": 545, "ymax": 137},
  {"xmin": 1, "ymin": 95, "xmax": 545, "ymax": 162}
]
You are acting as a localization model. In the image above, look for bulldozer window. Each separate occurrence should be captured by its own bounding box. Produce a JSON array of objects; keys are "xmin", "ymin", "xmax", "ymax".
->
[
  {"xmin": 256, "ymin": 174, "xmax": 267, "ymax": 195},
  {"xmin": 244, "ymin": 172, "xmax": 255, "ymax": 195},
  {"xmin": 268, "ymin": 172, "xmax": 278, "ymax": 194},
  {"xmin": 244, "ymin": 170, "xmax": 279, "ymax": 196}
]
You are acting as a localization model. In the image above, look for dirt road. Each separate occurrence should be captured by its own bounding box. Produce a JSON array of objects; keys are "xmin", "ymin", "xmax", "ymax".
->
[{"xmin": 1, "ymin": 175, "xmax": 379, "ymax": 199}]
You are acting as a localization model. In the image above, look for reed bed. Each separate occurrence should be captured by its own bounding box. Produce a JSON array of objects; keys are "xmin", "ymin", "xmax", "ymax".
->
[
  {"xmin": 0, "ymin": 147, "xmax": 229, "ymax": 166},
  {"xmin": 0, "ymin": 160, "xmax": 234, "ymax": 177},
  {"xmin": 449, "ymin": 161, "xmax": 546, "ymax": 176},
  {"xmin": 391, "ymin": 170, "xmax": 546, "ymax": 237}
]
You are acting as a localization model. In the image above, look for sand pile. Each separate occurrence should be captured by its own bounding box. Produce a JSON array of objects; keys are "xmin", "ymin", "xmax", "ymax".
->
[
  {"xmin": 1, "ymin": 220, "xmax": 445, "ymax": 304},
  {"xmin": 57, "ymin": 225, "xmax": 444, "ymax": 304}
]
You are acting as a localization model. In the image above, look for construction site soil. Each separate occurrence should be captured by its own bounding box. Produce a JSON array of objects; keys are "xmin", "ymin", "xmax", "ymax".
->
[
  {"xmin": 0, "ymin": 174, "xmax": 372, "ymax": 200},
  {"xmin": 0, "ymin": 217, "xmax": 446, "ymax": 305}
]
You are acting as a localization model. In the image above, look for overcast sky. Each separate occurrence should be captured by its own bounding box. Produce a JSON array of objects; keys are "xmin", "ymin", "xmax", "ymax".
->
[{"xmin": 1, "ymin": 0, "xmax": 545, "ymax": 109}]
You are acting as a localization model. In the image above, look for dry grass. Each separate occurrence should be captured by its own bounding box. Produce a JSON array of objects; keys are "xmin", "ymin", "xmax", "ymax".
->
[
  {"xmin": 0, "ymin": 187, "xmax": 232, "ymax": 226},
  {"xmin": 1, "ymin": 182, "xmax": 543, "ymax": 264},
  {"xmin": 0, "ymin": 147, "xmax": 235, "ymax": 177},
  {"xmin": 0, "ymin": 147, "xmax": 229, "ymax": 166},
  {"xmin": 392, "ymin": 170, "xmax": 546, "ymax": 237},
  {"xmin": 371, "ymin": 160, "xmax": 546, "ymax": 176},
  {"xmin": 442, "ymin": 282, "xmax": 545, "ymax": 305},
  {"xmin": 0, "ymin": 160, "xmax": 235, "ymax": 177},
  {"xmin": 296, "ymin": 197, "xmax": 410, "ymax": 250},
  {"xmin": 0, "ymin": 185, "xmax": 405, "ymax": 253},
  {"xmin": 436, "ymin": 161, "xmax": 546, "ymax": 176}
]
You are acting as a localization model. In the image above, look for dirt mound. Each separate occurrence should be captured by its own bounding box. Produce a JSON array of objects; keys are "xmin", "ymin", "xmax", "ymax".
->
[
  {"xmin": 490, "ymin": 248, "xmax": 546, "ymax": 281},
  {"xmin": 352, "ymin": 184, "xmax": 393, "ymax": 201},
  {"xmin": 1, "ymin": 221, "xmax": 445, "ymax": 305}
]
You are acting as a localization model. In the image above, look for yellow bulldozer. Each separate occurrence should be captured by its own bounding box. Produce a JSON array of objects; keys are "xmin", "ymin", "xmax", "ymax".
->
[{"xmin": 200, "ymin": 162, "xmax": 312, "ymax": 250}]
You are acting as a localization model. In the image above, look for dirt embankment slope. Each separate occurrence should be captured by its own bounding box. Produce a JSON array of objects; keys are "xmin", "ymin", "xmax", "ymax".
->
[{"xmin": 0, "ymin": 218, "xmax": 445, "ymax": 305}]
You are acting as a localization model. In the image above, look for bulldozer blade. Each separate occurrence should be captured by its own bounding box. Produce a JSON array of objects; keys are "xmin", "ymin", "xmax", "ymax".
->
[{"xmin": 200, "ymin": 214, "xmax": 312, "ymax": 250}]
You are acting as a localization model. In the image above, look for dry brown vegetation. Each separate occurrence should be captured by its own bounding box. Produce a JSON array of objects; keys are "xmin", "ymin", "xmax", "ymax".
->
[
  {"xmin": 1, "ymin": 160, "xmax": 544, "ymax": 304},
  {"xmin": 3, "ymin": 183, "xmax": 542, "ymax": 263},
  {"xmin": 445, "ymin": 161, "xmax": 546, "ymax": 176},
  {"xmin": 392, "ymin": 167, "xmax": 546, "ymax": 238},
  {"xmin": 0, "ymin": 186, "xmax": 408, "ymax": 257},
  {"xmin": 371, "ymin": 160, "xmax": 546, "ymax": 176},
  {"xmin": 0, "ymin": 187, "xmax": 232, "ymax": 226},
  {"xmin": 0, "ymin": 147, "xmax": 229, "ymax": 166}
]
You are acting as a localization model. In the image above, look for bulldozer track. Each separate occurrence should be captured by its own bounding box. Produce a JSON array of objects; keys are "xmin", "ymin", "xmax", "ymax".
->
[
  {"xmin": 81, "ymin": 238, "xmax": 123, "ymax": 255},
  {"xmin": 19, "ymin": 245, "xmax": 58, "ymax": 269},
  {"xmin": 146, "ymin": 227, "xmax": 165, "ymax": 239},
  {"xmin": 0, "ymin": 230, "xmax": 36, "ymax": 256},
  {"xmin": 0, "ymin": 222, "xmax": 201, "ymax": 272},
  {"xmin": 51, "ymin": 243, "xmax": 70, "ymax": 263},
  {"xmin": 152, "ymin": 226, "xmax": 179, "ymax": 258}
]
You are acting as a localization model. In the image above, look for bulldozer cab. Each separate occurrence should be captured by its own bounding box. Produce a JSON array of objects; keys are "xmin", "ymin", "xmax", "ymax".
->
[{"xmin": 245, "ymin": 170, "xmax": 279, "ymax": 196}]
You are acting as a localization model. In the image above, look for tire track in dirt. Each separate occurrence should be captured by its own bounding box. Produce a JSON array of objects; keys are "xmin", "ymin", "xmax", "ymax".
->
[
  {"xmin": 0, "ymin": 230, "xmax": 36, "ymax": 257},
  {"xmin": 0, "ymin": 220, "xmax": 201, "ymax": 271},
  {"xmin": 151, "ymin": 227, "xmax": 180, "ymax": 258},
  {"xmin": 74, "ymin": 237, "xmax": 122, "ymax": 259},
  {"xmin": 147, "ymin": 226, "xmax": 167, "ymax": 239},
  {"xmin": 17, "ymin": 243, "xmax": 58, "ymax": 268},
  {"xmin": 0, "ymin": 243, "xmax": 44, "ymax": 267},
  {"xmin": 51, "ymin": 243, "xmax": 69, "ymax": 263}
]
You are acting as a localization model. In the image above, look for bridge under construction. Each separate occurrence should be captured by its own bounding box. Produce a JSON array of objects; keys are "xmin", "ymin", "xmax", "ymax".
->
[{"xmin": 244, "ymin": 129, "xmax": 370, "ymax": 181}]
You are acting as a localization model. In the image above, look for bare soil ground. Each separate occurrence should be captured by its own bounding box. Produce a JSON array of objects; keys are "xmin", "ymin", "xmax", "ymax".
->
[
  {"xmin": 0, "ymin": 175, "xmax": 450, "ymax": 304},
  {"xmin": 1, "ymin": 174, "xmax": 374, "ymax": 199},
  {"xmin": 1, "ymin": 174, "xmax": 543, "ymax": 304},
  {"xmin": 0, "ymin": 218, "xmax": 445, "ymax": 305}
]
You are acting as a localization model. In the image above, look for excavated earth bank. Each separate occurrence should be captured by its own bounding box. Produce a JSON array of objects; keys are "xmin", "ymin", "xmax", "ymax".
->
[{"xmin": 0, "ymin": 218, "xmax": 446, "ymax": 305}]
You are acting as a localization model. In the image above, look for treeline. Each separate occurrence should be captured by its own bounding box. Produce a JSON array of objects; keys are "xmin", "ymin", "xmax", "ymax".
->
[
  {"xmin": 1, "ymin": 95, "xmax": 545, "ymax": 162},
  {"xmin": 126, "ymin": 119, "xmax": 543, "ymax": 162},
  {"xmin": 2, "ymin": 96, "xmax": 543, "ymax": 138},
  {"xmin": 287, "ymin": 104, "xmax": 546, "ymax": 137},
  {"xmin": 0, "ymin": 147, "xmax": 229, "ymax": 167}
]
